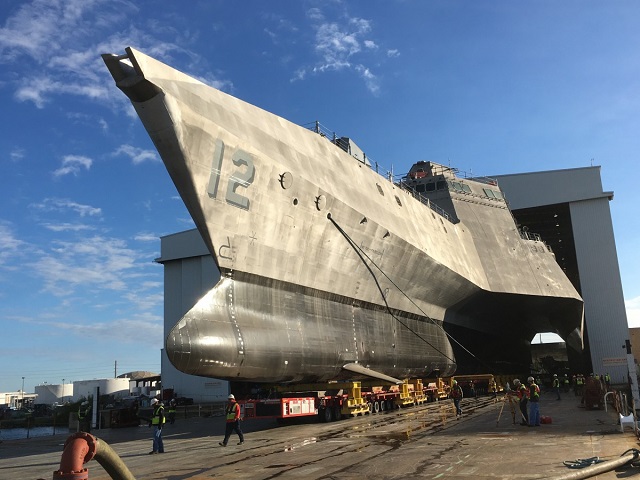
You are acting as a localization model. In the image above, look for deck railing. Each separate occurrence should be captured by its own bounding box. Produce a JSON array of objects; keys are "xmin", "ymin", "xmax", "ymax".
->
[{"xmin": 305, "ymin": 121, "xmax": 454, "ymax": 223}]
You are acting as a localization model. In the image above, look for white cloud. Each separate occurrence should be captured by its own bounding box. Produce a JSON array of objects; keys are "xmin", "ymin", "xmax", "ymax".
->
[
  {"xmin": 134, "ymin": 232, "xmax": 159, "ymax": 242},
  {"xmin": 42, "ymin": 223, "xmax": 96, "ymax": 232},
  {"xmin": 387, "ymin": 49, "xmax": 400, "ymax": 58},
  {"xmin": 31, "ymin": 198, "xmax": 102, "ymax": 217},
  {"xmin": 0, "ymin": 1, "xmax": 229, "ymax": 113},
  {"xmin": 0, "ymin": 222, "xmax": 25, "ymax": 266},
  {"xmin": 355, "ymin": 64, "xmax": 380, "ymax": 96},
  {"xmin": 114, "ymin": 144, "xmax": 159, "ymax": 164},
  {"xmin": 45, "ymin": 316, "xmax": 163, "ymax": 346},
  {"xmin": 10, "ymin": 147, "xmax": 25, "ymax": 162},
  {"xmin": 299, "ymin": 7, "xmax": 390, "ymax": 94},
  {"xmin": 53, "ymin": 155, "xmax": 93, "ymax": 177},
  {"xmin": 28, "ymin": 236, "xmax": 143, "ymax": 296}
]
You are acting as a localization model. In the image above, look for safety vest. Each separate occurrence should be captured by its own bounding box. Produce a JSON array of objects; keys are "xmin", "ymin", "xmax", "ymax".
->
[
  {"xmin": 576, "ymin": 376, "xmax": 584, "ymax": 385},
  {"xmin": 450, "ymin": 385, "xmax": 463, "ymax": 399},
  {"xmin": 151, "ymin": 405, "xmax": 165, "ymax": 425},
  {"xmin": 552, "ymin": 378, "xmax": 559, "ymax": 388},
  {"xmin": 78, "ymin": 405, "xmax": 90, "ymax": 420},
  {"xmin": 528, "ymin": 383, "xmax": 540, "ymax": 402},
  {"xmin": 226, "ymin": 402, "xmax": 240, "ymax": 421},
  {"xmin": 517, "ymin": 384, "xmax": 528, "ymax": 400}
]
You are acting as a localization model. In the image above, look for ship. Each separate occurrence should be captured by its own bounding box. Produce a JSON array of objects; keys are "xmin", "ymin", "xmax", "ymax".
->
[{"xmin": 103, "ymin": 47, "xmax": 584, "ymax": 384}]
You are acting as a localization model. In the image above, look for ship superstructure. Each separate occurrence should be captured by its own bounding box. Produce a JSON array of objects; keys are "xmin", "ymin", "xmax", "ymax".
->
[{"xmin": 103, "ymin": 47, "xmax": 583, "ymax": 383}]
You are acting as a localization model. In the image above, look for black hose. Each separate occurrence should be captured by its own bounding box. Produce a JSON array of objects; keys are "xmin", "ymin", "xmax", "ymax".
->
[{"xmin": 550, "ymin": 449, "xmax": 640, "ymax": 480}]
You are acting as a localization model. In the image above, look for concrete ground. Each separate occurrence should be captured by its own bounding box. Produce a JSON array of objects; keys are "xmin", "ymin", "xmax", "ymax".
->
[{"xmin": 2, "ymin": 390, "xmax": 640, "ymax": 479}]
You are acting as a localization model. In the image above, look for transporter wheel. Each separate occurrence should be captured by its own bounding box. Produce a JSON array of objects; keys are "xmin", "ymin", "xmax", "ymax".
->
[
  {"xmin": 379, "ymin": 400, "xmax": 386, "ymax": 412},
  {"xmin": 385, "ymin": 400, "xmax": 394, "ymax": 411},
  {"xmin": 373, "ymin": 401, "xmax": 380, "ymax": 413},
  {"xmin": 333, "ymin": 406, "xmax": 342, "ymax": 421},
  {"xmin": 320, "ymin": 407, "xmax": 332, "ymax": 423}
]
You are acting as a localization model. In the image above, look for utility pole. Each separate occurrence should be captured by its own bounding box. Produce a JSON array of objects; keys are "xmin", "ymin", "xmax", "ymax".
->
[
  {"xmin": 114, "ymin": 360, "xmax": 117, "ymax": 378},
  {"xmin": 21, "ymin": 376, "xmax": 25, "ymax": 408}
]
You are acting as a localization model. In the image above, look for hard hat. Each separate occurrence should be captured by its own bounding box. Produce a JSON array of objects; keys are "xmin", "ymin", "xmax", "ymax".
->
[
  {"xmin": 553, "ymin": 374, "xmax": 557, "ymax": 377},
  {"xmin": 513, "ymin": 379, "xmax": 520, "ymax": 385},
  {"xmin": 228, "ymin": 394, "xmax": 235, "ymax": 400},
  {"xmin": 151, "ymin": 398, "xmax": 158, "ymax": 405},
  {"xmin": 527, "ymin": 376, "xmax": 534, "ymax": 383}
]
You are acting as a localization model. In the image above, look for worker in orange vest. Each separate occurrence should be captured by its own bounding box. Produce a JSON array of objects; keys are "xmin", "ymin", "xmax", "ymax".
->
[{"xmin": 219, "ymin": 394, "xmax": 245, "ymax": 446}]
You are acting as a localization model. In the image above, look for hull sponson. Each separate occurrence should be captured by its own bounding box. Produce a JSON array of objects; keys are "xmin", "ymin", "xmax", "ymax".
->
[
  {"xmin": 103, "ymin": 47, "xmax": 584, "ymax": 382},
  {"xmin": 167, "ymin": 275, "xmax": 456, "ymax": 383}
]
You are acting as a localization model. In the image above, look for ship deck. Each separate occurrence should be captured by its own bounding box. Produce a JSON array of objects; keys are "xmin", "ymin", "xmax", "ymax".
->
[{"xmin": 3, "ymin": 391, "xmax": 638, "ymax": 479}]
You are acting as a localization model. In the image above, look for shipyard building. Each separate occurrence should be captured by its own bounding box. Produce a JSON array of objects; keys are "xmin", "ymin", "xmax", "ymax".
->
[{"xmin": 157, "ymin": 165, "xmax": 631, "ymax": 399}]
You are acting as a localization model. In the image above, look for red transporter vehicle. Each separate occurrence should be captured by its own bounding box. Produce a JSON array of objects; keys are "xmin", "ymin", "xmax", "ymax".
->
[{"xmin": 237, "ymin": 379, "xmax": 441, "ymax": 423}]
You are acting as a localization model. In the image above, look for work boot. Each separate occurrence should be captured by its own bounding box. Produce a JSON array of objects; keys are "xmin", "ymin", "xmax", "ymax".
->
[{"xmin": 219, "ymin": 442, "xmax": 227, "ymax": 447}]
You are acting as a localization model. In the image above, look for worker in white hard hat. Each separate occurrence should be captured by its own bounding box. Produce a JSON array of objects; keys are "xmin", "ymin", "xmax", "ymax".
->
[
  {"xmin": 527, "ymin": 377, "xmax": 541, "ymax": 427},
  {"xmin": 149, "ymin": 398, "xmax": 165, "ymax": 454},
  {"xmin": 511, "ymin": 379, "xmax": 528, "ymax": 426},
  {"xmin": 219, "ymin": 394, "xmax": 244, "ymax": 446}
]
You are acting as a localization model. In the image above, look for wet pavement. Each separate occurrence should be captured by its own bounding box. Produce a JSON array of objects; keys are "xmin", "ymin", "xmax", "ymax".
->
[{"xmin": 2, "ymin": 391, "xmax": 639, "ymax": 479}]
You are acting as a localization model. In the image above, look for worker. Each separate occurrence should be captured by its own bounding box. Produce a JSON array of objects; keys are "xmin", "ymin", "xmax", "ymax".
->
[
  {"xmin": 552, "ymin": 374, "xmax": 561, "ymax": 400},
  {"xmin": 78, "ymin": 401, "xmax": 91, "ymax": 433},
  {"xmin": 575, "ymin": 374, "xmax": 584, "ymax": 396},
  {"xmin": 149, "ymin": 398, "xmax": 165, "ymax": 454},
  {"xmin": 490, "ymin": 378, "xmax": 498, "ymax": 399},
  {"xmin": 605, "ymin": 373, "xmax": 611, "ymax": 390},
  {"xmin": 512, "ymin": 379, "xmax": 529, "ymax": 426},
  {"xmin": 168, "ymin": 399, "xmax": 177, "ymax": 425},
  {"xmin": 527, "ymin": 376, "xmax": 541, "ymax": 427},
  {"xmin": 450, "ymin": 380, "xmax": 463, "ymax": 418},
  {"xmin": 219, "ymin": 394, "xmax": 245, "ymax": 446}
]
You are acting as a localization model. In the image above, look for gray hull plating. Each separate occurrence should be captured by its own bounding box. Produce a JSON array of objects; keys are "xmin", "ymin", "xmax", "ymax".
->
[
  {"xmin": 103, "ymin": 47, "xmax": 583, "ymax": 383},
  {"xmin": 168, "ymin": 275, "xmax": 456, "ymax": 382}
]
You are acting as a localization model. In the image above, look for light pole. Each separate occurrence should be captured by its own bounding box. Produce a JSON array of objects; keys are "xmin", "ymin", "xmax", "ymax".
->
[
  {"xmin": 62, "ymin": 379, "xmax": 65, "ymax": 404},
  {"xmin": 21, "ymin": 376, "xmax": 25, "ymax": 408}
]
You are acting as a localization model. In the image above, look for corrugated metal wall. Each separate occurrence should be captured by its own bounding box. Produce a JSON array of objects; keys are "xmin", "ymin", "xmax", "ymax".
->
[{"xmin": 571, "ymin": 197, "xmax": 629, "ymax": 382}]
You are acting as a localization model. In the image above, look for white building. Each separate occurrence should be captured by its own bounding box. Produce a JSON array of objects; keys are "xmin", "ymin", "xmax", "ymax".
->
[
  {"xmin": 1, "ymin": 391, "xmax": 37, "ymax": 408},
  {"xmin": 72, "ymin": 378, "xmax": 130, "ymax": 402},
  {"xmin": 34, "ymin": 383, "xmax": 73, "ymax": 405}
]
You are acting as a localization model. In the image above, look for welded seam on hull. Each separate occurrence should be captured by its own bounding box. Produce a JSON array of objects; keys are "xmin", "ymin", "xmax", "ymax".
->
[
  {"xmin": 220, "ymin": 268, "xmax": 444, "ymax": 326},
  {"xmin": 226, "ymin": 272, "xmax": 245, "ymax": 360}
]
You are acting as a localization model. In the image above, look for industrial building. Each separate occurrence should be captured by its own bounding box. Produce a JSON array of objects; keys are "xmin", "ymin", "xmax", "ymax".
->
[
  {"xmin": 496, "ymin": 165, "xmax": 631, "ymax": 385},
  {"xmin": 158, "ymin": 165, "xmax": 632, "ymax": 399}
]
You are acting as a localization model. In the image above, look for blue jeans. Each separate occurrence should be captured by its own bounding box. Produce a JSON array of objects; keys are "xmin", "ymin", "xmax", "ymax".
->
[
  {"xmin": 453, "ymin": 398, "xmax": 462, "ymax": 416},
  {"xmin": 153, "ymin": 426, "xmax": 164, "ymax": 453},
  {"xmin": 528, "ymin": 402, "xmax": 540, "ymax": 426},
  {"xmin": 222, "ymin": 420, "xmax": 244, "ymax": 444}
]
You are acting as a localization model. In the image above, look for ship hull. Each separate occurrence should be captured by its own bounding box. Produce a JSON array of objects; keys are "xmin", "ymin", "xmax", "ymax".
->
[
  {"xmin": 103, "ymin": 47, "xmax": 584, "ymax": 383},
  {"xmin": 168, "ymin": 274, "xmax": 456, "ymax": 382}
]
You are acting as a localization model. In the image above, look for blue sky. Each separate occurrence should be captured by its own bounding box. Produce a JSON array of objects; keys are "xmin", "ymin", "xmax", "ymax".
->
[{"xmin": 1, "ymin": 0, "xmax": 639, "ymax": 394}]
